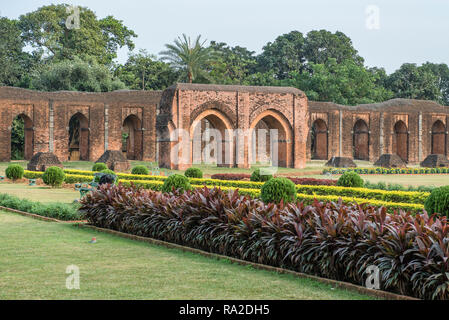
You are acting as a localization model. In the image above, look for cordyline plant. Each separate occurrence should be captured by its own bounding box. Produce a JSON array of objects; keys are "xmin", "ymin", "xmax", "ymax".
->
[{"xmin": 80, "ymin": 183, "xmax": 449, "ymax": 300}]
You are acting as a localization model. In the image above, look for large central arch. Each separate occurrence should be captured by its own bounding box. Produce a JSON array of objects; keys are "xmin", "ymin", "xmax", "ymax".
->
[
  {"xmin": 190, "ymin": 109, "xmax": 234, "ymax": 167},
  {"xmin": 249, "ymin": 110, "xmax": 293, "ymax": 168}
]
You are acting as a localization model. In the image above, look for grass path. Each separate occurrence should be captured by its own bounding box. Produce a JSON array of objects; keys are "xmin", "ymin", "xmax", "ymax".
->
[
  {"xmin": 0, "ymin": 211, "xmax": 374, "ymax": 300},
  {"xmin": 0, "ymin": 182, "xmax": 79, "ymax": 204}
]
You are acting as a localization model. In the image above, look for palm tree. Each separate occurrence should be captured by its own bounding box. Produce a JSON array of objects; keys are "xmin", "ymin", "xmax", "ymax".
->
[{"xmin": 160, "ymin": 34, "xmax": 211, "ymax": 83}]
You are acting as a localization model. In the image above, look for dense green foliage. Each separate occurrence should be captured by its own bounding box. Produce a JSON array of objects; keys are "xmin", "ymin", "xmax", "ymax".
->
[
  {"xmin": 424, "ymin": 186, "xmax": 449, "ymax": 217},
  {"xmin": 337, "ymin": 171, "xmax": 364, "ymax": 188},
  {"xmin": 5, "ymin": 164, "xmax": 24, "ymax": 181},
  {"xmin": 2, "ymin": 4, "xmax": 449, "ymax": 107},
  {"xmin": 131, "ymin": 165, "xmax": 150, "ymax": 175},
  {"xmin": 42, "ymin": 167, "xmax": 66, "ymax": 187},
  {"xmin": 161, "ymin": 174, "xmax": 191, "ymax": 193},
  {"xmin": 250, "ymin": 168, "xmax": 273, "ymax": 182},
  {"xmin": 92, "ymin": 162, "xmax": 108, "ymax": 172},
  {"xmin": 0, "ymin": 193, "xmax": 80, "ymax": 220},
  {"xmin": 184, "ymin": 168, "xmax": 203, "ymax": 179},
  {"xmin": 81, "ymin": 184, "xmax": 449, "ymax": 299},
  {"xmin": 261, "ymin": 177, "xmax": 296, "ymax": 204}
]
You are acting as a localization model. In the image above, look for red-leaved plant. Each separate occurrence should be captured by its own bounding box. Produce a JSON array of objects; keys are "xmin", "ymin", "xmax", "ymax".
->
[{"xmin": 80, "ymin": 183, "xmax": 449, "ymax": 299}]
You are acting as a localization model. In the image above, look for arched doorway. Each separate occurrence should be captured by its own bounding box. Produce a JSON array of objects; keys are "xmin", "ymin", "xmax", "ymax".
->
[
  {"xmin": 11, "ymin": 114, "xmax": 33, "ymax": 160},
  {"xmin": 250, "ymin": 110, "xmax": 292, "ymax": 168},
  {"xmin": 393, "ymin": 121, "xmax": 408, "ymax": 162},
  {"xmin": 68, "ymin": 113, "xmax": 89, "ymax": 161},
  {"xmin": 191, "ymin": 110, "xmax": 233, "ymax": 167},
  {"xmin": 353, "ymin": 119, "xmax": 369, "ymax": 160},
  {"xmin": 431, "ymin": 120, "xmax": 446, "ymax": 155},
  {"xmin": 311, "ymin": 119, "xmax": 328, "ymax": 160},
  {"xmin": 122, "ymin": 115, "xmax": 143, "ymax": 160}
]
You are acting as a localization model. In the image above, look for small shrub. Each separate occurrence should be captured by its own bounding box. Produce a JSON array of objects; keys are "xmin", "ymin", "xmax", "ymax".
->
[
  {"xmin": 261, "ymin": 177, "xmax": 296, "ymax": 204},
  {"xmin": 250, "ymin": 168, "xmax": 273, "ymax": 182},
  {"xmin": 5, "ymin": 164, "xmax": 24, "ymax": 181},
  {"xmin": 131, "ymin": 165, "xmax": 149, "ymax": 175},
  {"xmin": 424, "ymin": 186, "xmax": 449, "ymax": 217},
  {"xmin": 337, "ymin": 171, "xmax": 364, "ymax": 188},
  {"xmin": 99, "ymin": 174, "xmax": 117, "ymax": 186},
  {"xmin": 162, "ymin": 174, "xmax": 191, "ymax": 193},
  {"xmin": 92, "ymin": 162, "xmax": 108, "ymax": 172},
  {"xmin": 42, "ymin": 167, "xmax": 66, "ymax": 187},
  {"xmin": 184, "ymin": 167, "xmax": 203, "ymax": 178}
]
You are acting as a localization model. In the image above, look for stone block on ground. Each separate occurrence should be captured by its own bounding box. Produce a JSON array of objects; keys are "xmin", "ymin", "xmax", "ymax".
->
[
  {"xmin": 325, "ymin": 157, "xmax": 357, "ymax": 168},
  {"xmin": 96, "ymin": 150, "xmax": 131, "ymax": 172},
  {"xmin": 374, "ymin": 154, "xmax": 407, "ymax": 168},
  {"xmin": 420, "ymin": 154, "xmax": 449, "ymax": 168},
  {"xmin": 27, "ymin": 152, "xmax": 64, "ymax": 172}
]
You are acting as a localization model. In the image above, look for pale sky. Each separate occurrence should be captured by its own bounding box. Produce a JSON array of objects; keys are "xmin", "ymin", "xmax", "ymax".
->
[{"xmin": 2, "ymin": 0, "xmax": 448, "ymax": 73}]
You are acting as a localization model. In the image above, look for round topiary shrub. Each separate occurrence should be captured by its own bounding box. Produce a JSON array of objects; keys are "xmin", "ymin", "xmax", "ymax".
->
[
  {"xmin": 337, "ymin": 171, "xmax": 364, "ymax": 188},
  {"xmin": 131, "ymin": 165, "xmax": 149, "ymax": 175},
  {"xmin": 424, "ymin": 186, "xmax": 449, "ymax": 217},
  {"xmin": 42, "ymin": 166, "xmax": 66, "ymax": 187},
  {"xmin": 5, "ymin": 164, "xmax": 24, "ymax": 181},
  {"xmin": 184, "ymin": 167, "xmax": 203, "ymax": 179},
  {"xmin": 261, "ymin": 177, "xmax": 297, "ymax": 204},
  {"xmin": 162, "ymin": 174, "xmax": 191, "ymax": 193},
  {"xmin": 250, "ymin": 168, "xmax": 273, "ymax": 182},
  {"xmin": 92, "ymin": 162, "xmax": 108, "ymax": 172}
]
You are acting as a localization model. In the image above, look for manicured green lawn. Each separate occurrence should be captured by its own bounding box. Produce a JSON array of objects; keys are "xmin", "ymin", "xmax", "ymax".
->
[
  {"xmin": 0, "ymin": 211, "xmax": 374, "ymax": 300},
  {"xmin": 0, "ymin": 182, "xmax": 79, "ymax": 204}
]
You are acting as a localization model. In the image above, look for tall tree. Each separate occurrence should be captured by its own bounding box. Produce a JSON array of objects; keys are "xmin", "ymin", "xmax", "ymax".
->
[
  {"xmin": 386, "ymin": 63, "xmax": 441, "ymax": 102},
  {"xmin": 0, "ymin": 17, "xmax": 32, "ymax": 86},
  {"xmin": 206, "ymin": 41, "xmax": 257, "ymax": 85},
  {"xmin": 115, "ymin": 50, "xmax": 178, "ymax": 90},
  {"xmin": 286, "ymin": 58, "xmax": 392, "ymax": 105},
  {"xmin": 257, "ymin": 31, "xmax": 306, "ymax": 80},
  {"xmin": 32, "ymin": 56, "xmax": 126, "ymax": 92},
  {"xmin": 304, "ymin": 30, "xmax": 364, "ymax": 65},
  {"xmin": 160, "ymin": 34, "xmax": 212, "ymax": 83},
  {"xmin": 18, "ymin": 4, "xmax": 136, "ymax": 65}
]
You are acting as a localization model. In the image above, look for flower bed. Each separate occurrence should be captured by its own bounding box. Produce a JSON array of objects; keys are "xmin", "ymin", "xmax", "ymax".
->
[
  {"xmin": 80, "ymin": 184, "xmax": 449, "ymax": 300},
  {"xmin": 324, "ymin": 167, "xmax": 449, "ymax": 175}
]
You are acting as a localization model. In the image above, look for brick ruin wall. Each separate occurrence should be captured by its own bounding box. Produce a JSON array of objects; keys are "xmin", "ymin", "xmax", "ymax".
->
[{"xmin": 1, "ymin": 85, "xmax": 448, "ymax": 166}]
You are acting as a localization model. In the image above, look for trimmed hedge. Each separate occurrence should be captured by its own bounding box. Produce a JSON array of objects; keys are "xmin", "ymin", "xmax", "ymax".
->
[
  {"xmin": 0, "ymin": 193, "xmax": 81, "ymax": 220},
  {"xmin": 5, "ymin": 164, "xmax": 24, "ymax": 181},
  {"xmin": 261, "ymin": 177, "xmax": 297, "ymax": 204},
  {"xmin": 131, "ymin": 165, "xmax": 150, "ymax": 175},
  {"xmin": 184, "ymin": 167, "xmax": 203, "ymax": 179},
  {"xmin": 25, "ymin": 169, "xmax": 430, "ymax": 205},
  {"xmin": 424, "ymin": 186, "xmax": 449, "ymax": 217},
  {"xmin": 337, "ymin": 171, "xmax": 364, "ymax": 188},
  {"xmin": 42, "ymin": 167, "xmax": 66, "ymax": 187},
  {"xmin": 162, "ymin": 174, "xmax": 191, "ymax": 193},
  {"xmin": 92, "ymin": 163, "xmax": 108, "ymax": 172},
  {"xmin": 81, "ymin": 185, "xmax": 447, "ymax": 299}
]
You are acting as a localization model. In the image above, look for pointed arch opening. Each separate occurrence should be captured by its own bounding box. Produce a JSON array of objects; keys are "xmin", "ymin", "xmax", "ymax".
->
[
  {"xmin": 353, "ymin": 119, "xmax": 369, "ymax": 160},
  {"xmin": 191, "ymin": 109, "xmax": 234, "ymax": 167},
  {"xmin": 393, "ymin": 120, "xmax": 408, "ymax": 162},
  {"xmin": 11, "ymin": 114, "xmax": 33, "ymax": 160},
  {"xmin": 431, "ymin": 120, "xmax": 446, "ymax": 155},
  {"xmin": 68, "ymin": 113, "xmax": 89, "ymax": 161},
  {"xmin": 311, "ymin": 119, "xmax": 328, "ymax": 160},
  {"xmin": 250, "ymin": 110, "xmax": 293, "ymax": 168},
  {"xmin": 122, "ymin": 114, "xmax": 143, "ymax": 160}
]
